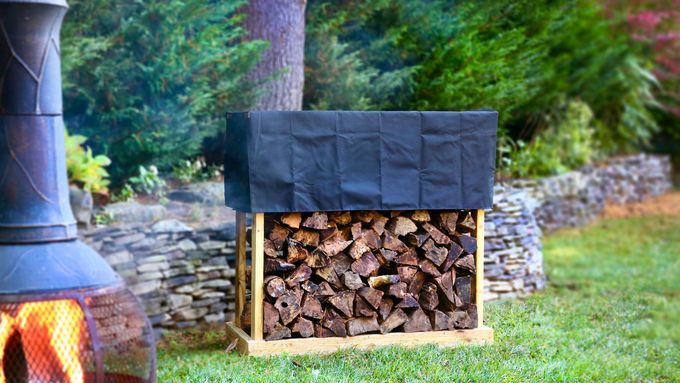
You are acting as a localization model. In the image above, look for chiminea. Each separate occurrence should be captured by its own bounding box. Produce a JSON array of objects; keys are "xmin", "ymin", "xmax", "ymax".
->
[{"xmin": 0, "ymin": 1, "xmax": 156, "ymax": 382}]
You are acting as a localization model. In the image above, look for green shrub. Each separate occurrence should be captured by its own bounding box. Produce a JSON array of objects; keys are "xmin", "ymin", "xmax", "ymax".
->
[
  {"xmin": 61, "ymin": 0, "xmax": 265, "ymax": 185},
  {"xmin": 129, "ymin": 166, "xmax": 166, "ymax": 198},
  {"xmin": 65, "ymin": 130, "xmax": 111, "ymax": 194}
]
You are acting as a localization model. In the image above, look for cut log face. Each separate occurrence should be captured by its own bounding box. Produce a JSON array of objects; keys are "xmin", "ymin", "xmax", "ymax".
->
[
  {"xmin": 303, "ymin": 212, "xmax": 328, "ymax": 230},
  {"xmin": 351, "ymin": 252, "xmax": 381, "ymax": 277},
  {"xmin": 347, "ymin": 316, "xmax": 380, "ymax": 336},
  {"xmin": 379, "ymin": 308, "xmax": 408, "ymax": 334},
  {"xmin": 281, "ymin": 213, "xmax": 302, "ymax": 229},
  {"xmin": 264, "ymin": 276, "xmax": 286, "ymax": 298},
  {"xmin": 261, "ymin": 209, "xmax": 479, "ymax": 340},
  {"xmin": 386, "ymin": 216, "xmax": 418, "ymax": 236}
]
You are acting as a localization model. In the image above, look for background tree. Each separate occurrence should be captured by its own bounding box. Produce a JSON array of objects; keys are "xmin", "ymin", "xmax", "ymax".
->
[{"xmin": 245, "ymin": 0, "xmax": 307, "ymax": 110}]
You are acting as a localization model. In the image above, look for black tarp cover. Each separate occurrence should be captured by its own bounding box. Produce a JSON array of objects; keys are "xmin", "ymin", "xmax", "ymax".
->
[{"xmin": 224, "ymin": 111, "xmax": 497, "ymax": 213}]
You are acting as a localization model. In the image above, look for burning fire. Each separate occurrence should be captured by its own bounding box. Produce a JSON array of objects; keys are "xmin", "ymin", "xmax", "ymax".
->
[{"xmin": 0, "ymin": 300, "xmax": 85, "ymax": 383}]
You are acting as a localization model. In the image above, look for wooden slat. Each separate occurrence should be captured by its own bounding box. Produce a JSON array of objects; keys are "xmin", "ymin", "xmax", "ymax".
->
[
  {"xmin": 250, "ymin": 213, "xmax": 265, "ymax": 340},
  {"xmin": 234, "ymin": 212, "xmax": 247, "ymax": 328},
  {"xmin": 225, "ymin": 322, "xmax": 493, "ymax": 356},
  {"xmin": 475, "ymin": 209, "xmax": 485, "ymax": 327}
]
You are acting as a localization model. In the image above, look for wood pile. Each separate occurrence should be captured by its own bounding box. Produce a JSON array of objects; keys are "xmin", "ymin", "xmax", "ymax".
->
[{"xmin": 255, "ymin": 210, "xmax": 478, "ymax": 340}]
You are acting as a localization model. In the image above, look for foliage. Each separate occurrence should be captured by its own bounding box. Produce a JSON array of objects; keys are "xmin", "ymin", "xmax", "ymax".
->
[
  {"xmin": 172, "ymin": 158, "xmax": 222, "ymax": 184},
  {"xmin": 501, "ymin": 100, "xmax": 598, "ymax": 178},
  {"xmin": 157, "ymin": 215, "xmax": 680, "ymax": 382},
  {"xmin": 129, "ymin": 166, "xmax": 166, "ymax": 197},
  {"xmin": 61, "ymin": 0, "xmax": 266, "ymax": 185},
  {"xmin": 65, "ymin": 130, "xmax": 111, "ymax": 194},
  {"xmin": 110, "ymin": 184, "xmax": 136, "ymax": 203}
]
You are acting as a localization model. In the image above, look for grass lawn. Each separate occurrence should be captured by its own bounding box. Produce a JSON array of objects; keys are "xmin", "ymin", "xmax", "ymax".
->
[{"xmin": 158, "ymin": 215, "xmax": 680, "ymax": 382}]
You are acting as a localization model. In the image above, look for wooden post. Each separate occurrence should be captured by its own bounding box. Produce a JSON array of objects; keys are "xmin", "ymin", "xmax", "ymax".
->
[
  {"xmin": 234, "ymin": 212, "xmax": 247, "ymax": 328},
  {"xmin": 250, "ymin": 213, "xmax": 265, "ymax": 340},
  {"xmin": 475, "ymin": 209, "xmax": 485, "ymax": 328}
]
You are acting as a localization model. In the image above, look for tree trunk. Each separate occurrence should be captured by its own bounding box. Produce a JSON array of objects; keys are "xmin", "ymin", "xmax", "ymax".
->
[{"xmin": 245, "ymin": 0, "xmax": 306, "ymax": 110}]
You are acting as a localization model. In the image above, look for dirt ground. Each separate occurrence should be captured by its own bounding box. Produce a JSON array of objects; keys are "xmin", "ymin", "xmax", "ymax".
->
[{"xmin": 602, "ymin": 190, "xmax": 680, "ymax": 219}]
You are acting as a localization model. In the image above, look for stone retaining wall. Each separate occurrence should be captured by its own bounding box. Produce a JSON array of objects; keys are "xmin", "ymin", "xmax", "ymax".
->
[{"xmin": 81, "ymin": 154, "xmax": 672, "ymax": 330}]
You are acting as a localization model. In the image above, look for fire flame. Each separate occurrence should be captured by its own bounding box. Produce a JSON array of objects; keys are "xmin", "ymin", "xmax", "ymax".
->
[{"xmin": 0, "ymin": 300, "xmax": 85, "ymax": 383}]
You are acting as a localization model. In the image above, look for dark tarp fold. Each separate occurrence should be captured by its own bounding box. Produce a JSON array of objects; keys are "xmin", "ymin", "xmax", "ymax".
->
[{"xmin": 224, "ymin": 111, "xmax": 497, "ymax": 213}]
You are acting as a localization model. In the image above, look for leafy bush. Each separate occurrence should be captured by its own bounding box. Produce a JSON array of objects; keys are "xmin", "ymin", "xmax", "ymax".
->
[
  {"xmin": 172, "ymin": 158, "xmax": 222, "ymax": 184},
  {"xmin": 61, "ymin": 0, "xmax": 265, "ymax": 185},
  {"xmin": 65, "ymin": 130, "xmax": 111, "ymax": 194},
  {"xmin": 129, "ymin": 166, "xmax": 166, "ymax": 197}
]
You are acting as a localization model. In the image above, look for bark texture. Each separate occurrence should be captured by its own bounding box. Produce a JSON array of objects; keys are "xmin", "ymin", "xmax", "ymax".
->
[{"xmin": 245, "ymin": 0, "xmax": 306, "ymax": 110}]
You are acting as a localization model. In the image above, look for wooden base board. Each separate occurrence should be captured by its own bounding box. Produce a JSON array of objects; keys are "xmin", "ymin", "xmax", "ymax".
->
[{"xmin": 226, "ymin": 322, "xmax": 494, "ymax": 357}]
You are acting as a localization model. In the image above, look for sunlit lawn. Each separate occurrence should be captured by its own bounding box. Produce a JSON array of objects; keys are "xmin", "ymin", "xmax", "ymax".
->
[{"xmin": 158, "ymin": 215, "xmax": 680, "ymax": 382}]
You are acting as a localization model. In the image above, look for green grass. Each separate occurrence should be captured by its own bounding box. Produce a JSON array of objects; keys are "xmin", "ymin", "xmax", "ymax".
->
[{"xmin": 158, "ymin": 216, "xmax": 680, "ymax": 382}]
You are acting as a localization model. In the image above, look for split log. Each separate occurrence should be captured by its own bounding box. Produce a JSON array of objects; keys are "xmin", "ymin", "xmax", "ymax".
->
[
  {"xmin": 449, "ymin": 310, "xmax": 473, "ymax": 329},
  {"xmin": 403, "ymin": 308, "xmax": 433, "ymax": 333},
  {"xmin": 315, "ymin": 265, "xmax": 342, "ymax": 289},
  {"xmin": 467, "ymin": 304, "xmax": 478, "ymax": 328},
  {"xmin": 397, "ymin": 266, "xmax": 418, "ymax": 285},
  {"xmin": 361, "ymin": 229, "xmax": 382, "ymax": 250},
  {"xmin": 368, "ymin": 275, "xmax": 400, "ymax": 289},
  {"xmin": 322, "ymin": 309, "xmax": 347, "ymax": 337},
  {"xmin": 379, "ymin": 308, "xmax": 408, "ymax": 334},
  {"xmin": 314, "ymin": 324, "xmax": 335, "ymax": 338},
  {"xmin": 435, "ymin": 211, "xmax": 459, "ymax": 235},
  {"xmin": 306, "ymin": 249, "xmax": 330, "ymax": 268},
  {"xmin": 419, "ymin": 282, "xmax": 439, "ymax": 311},
  {"xmin": 404, "ymin": 231, "xmax": 430, "ymax": 248},
  {"xmin": 286, "ymin": 239, "xmax": 309, "ymax": 263},
  {"xmin": 379, "ymin": 298, "xmax": 394, "ymax": 321},
  {"xmin": 394, "ymin": 249, "xmax": 419, "ymax": 266},
  {"xmin": 303, "ymin": 212, "xmax": 328, "ymax": 230},
  {"xmin": 265, "ymin": 324, "xmax": 292, "ymax": 341},
  {"xmin": 353, "ymin": 211, "xmax": 375, "ymax": 223},
  {"xmin": 351, "ymin": 252, "xmax": 380, "ymax": 277},
  {"xmin": 321, "ymin": 222, "xmax": 340, "ymax": 241},
  {"xmin": 319, "ymin": 235, "xmax": 353, "ymax": 257},
  {"xmin": 301, "ymin": 280, "xmax": 319, "ymax": 294},
  {"xmin": 268, "ymin": 223, "xmax": 290, "ymax": 250},
  {"xmin": 264, "ymin": 239, "xmax": 279, "ymax": 257},
  {"xmin": 329, "ymin": 253, "xmax": 354, "ymax": 275},
  {"xmin": 357, "ymin": 286, "xmax": 384, "ymax": 309},
  {"xmin": 281, "ymin": 213, "xmax": 302, "ymax": 229},
  {"xmin": 264, "ymin": 275, "xmax": 286, "ymax": 298},
  {"xmin": 390, "ymin": 211, "xmax": 401, "ymax": 218},
  {"xmin": 348, "ymin": 238, "xmax": 371, "ymax": 259},
  {"xmin": 292, "ymin": 229, "xmax": 320, "ymax": 247},
  {"xmin": 383, "ymin": 231, "xmax": 409, "ymax": 252},
  {"xmin": 329, "ymin": 211, "xmax": 352, "ymax": 225},
  {"xmin": 419, "ymin": 258, "xmax": 442, "ymax": 277},
  {"xmin": 265, "ymin": 258, "xmax": 296, "ymax": 274},
  {"xmin": 386, "ymin": 216, "xmax": 418, "ymax": 236},
  {"xmin": 342, "ymin": 271, "xmax": 364, "ymax": 290},
  {"xmin": 430, "ymin": 310, "xmax": 451, "ymax": 331},
  {"xmin": 285, "ymin": 264, "xmax": 312, "ymax": 287},
  {"xmin": 454, "ymin": 276, "xmax": 472, "ymax": 304},
  {"xmin": 440, "ymin": 242, "xmax": 464, "ymax": 272},
  {"xmin": 396, "ymin": 294, "xmax": 420, "ymax": 309},
  {"xmin": 351, "ymin": 222, "xmax": 363, "ymax": 240},
  {"xmin": 410, "ymin": 210, "xmax": 430, "ymax": 223},
  {"xmin": 408, "ymin": 272, "xmax": 426, "ymax": 297},
  {"xmin": 264, "ymin": 301, "xmax": 279, "ymax": 334},
  {"xmin": 274, "ymin": 291, "xmax": 301, "ymax": 325},
  {"xmin": 328, "ymin": 290, "xmax": 355, "ymax": 317},
  {"xmin": 422, "ymin": 222, "xmax": 451, "ymax": 246},
  {"xmin": 315, "ymin": 282, "xmax": 336, "ymax": 297},
  {"xmin": 387, "ymin": 282, "xmax": 408, "ymax": 299},
  {"xmin": 454, "ymin": 253, "xmax": 476, "ymax": 274},
  {"xmin": 301, "ymin": 294, "xmax": 324, "ymax": 320},
  {"xmin": 422, "ymin": 239, "xmax": 448, "ymax": 267},
  {"xmin": 371, "ymin": 215, "xmax": 389, "ymax": 235},
  {"xmin": 291, "ymin": 317, "xmax": 314, "ymax": 338},
  {"xmin": 354, "ymin": 295, "xmax": 378, "ymax": 317},
  {"xmin": 433, "ymin": 270, "xmax": 455, "ymax": 306},
  {"xmin": 456, "ymin": 234, "xmax": 477, "ymax": 255},
  {"xmin": 347, "ymin": 316, "xmax": 380, "ymax": 336},
  {"xmin": 457, "ymin": 212, "xmax": 476, "ymax": 232},
  {"xmin": 376, "ymin": 248, "xmax": 398, "ymax": 265}
]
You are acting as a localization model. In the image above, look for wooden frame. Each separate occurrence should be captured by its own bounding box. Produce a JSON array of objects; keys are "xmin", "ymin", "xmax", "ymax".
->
[{"xmin": 229, "ymin": 210, "xmax": 493, "ymax": 356}]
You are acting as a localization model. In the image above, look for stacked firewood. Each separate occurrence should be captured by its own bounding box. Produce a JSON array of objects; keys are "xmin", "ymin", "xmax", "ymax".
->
[{"xmin": 258, "ymin": 210, "xmax": 478, "ymax": 340}]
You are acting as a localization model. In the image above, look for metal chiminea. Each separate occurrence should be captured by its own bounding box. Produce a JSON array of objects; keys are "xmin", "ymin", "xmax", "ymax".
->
[{"xmin": 0, "ymin": 0, "xmax": 156, "ymax": 381}]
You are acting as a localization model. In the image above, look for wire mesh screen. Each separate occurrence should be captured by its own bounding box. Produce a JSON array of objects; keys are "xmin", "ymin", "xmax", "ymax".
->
[{"xmin": 0, "ymin": 285, "xmax": 155, "ymax": 383}]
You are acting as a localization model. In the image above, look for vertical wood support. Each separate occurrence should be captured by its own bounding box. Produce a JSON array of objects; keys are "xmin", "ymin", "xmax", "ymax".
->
[
  {"xmin": 250, "ymin": 213, "xmax": 265, "ymax": 340},
  {"xmin": 234, "ymin": 212, "xmax": 247, "ymax": 328},
  {"xmin": 475, "ymin": 209, "xmax": 485, "ymax": 328}
]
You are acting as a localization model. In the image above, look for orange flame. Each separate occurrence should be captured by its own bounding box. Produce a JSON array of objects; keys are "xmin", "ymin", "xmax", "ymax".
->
[{"xmin": 0, "ymin": 300, "xmax": 85, "ymax": 383}]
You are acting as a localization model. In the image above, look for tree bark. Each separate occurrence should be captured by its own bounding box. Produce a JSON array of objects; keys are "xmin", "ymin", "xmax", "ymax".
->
[{"xmin": 244, "ymin": 0, "xmax": 306, "ymax": 110}]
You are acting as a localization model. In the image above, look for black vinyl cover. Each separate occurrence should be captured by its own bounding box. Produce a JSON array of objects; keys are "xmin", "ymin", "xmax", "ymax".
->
[{"xmin": 224, "ymin": 111, "xmax": 497, "ymax": 213}]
